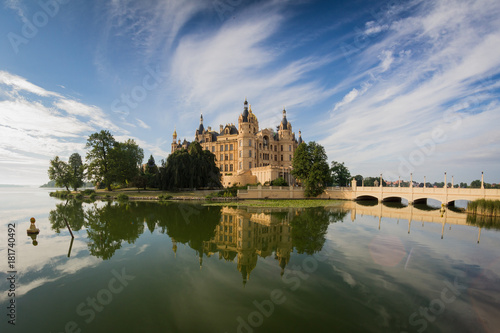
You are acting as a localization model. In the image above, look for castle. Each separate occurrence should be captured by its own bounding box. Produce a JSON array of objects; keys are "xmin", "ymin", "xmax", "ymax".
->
[{"xmin": 171, "ymin": 99, "xmax": 303, "ymax": 187}]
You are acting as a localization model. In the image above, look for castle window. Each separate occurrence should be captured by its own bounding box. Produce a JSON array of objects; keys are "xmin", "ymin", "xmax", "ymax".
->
[
  {"xmin": 248, "ymin": 139, "xmax": 252, "ymax": 146},
  {"xmin": 220, "ymin": 154, "xmax": 223, "ymax": 161},
  {"xmin": 239, "ymin": 162, "xmax": 242, "ymax": 170},
  {"xmin": 281, "ymin": 145, "xmax": 283, "ymax": 151},
  {"xmin": 225, "ymin": 154, "xmax": 228, "ymax": 161},
  {"xmin": 230, "ymin": 144, "xmax": 233, "ymax": 151},
  {"xmin": 274, "ymin": 146, "xmax": 277, "ymax": 152},
  {"xmin": 249, "ymin": 162, "xmax": 252, "ymax": 169},
  {"xmin": 225, "ymin": 164, "xmax": 228, "ymax": 171},
  {"xmin": 220, "ymin": 145, "xmax": 223, "ymax": 151},
  {"xmin": 289, "ymin": 155, "xmax": 292, "ymax": 161},
  {"xmin": 239, "ymin": 151, "xmax": 242, "ymax": 158},
  {"xmin": 259, "ymin": 143, "xmax": 262, "ymax": 149},
  {"xmin": 239, "ymin": 140, "xmax": 242, "ymax": 147},
  {"xmin": 263, "ymin": 136, "xmax": 269, "ymax": 147},
  {"xmin": 249, "ymin": 150, "xmax": 252, "ymax": 157},
  {"xmin": 275, "ymin": 155, "xmax": 277, "ymax": 161},
  {"xmin": 230, "ymin": 164, "xmax": 233, "ymax": 171},
  {"xmin": 230, "ymin": 153, "xmax": 233, "ymax": 160},
  {"xmin": 225, "ymin": 144, "xmax": 228, "ymax": 151},
  {"xmin": 281, "ymin": 155, "xmax": 283, "ymax": 161},
  {"xmin": 212, "ymin": 146, "xmax": 215, "ymax": 153},
  {"xmin": 270, "ymin": 144, "xmax": 272, "ymax": 150},
  {"xmin": 289, "ymin": 145, "xmax": 291, "ymax": 151}
]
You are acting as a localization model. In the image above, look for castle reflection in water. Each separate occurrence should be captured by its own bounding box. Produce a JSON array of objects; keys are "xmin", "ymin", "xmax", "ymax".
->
[{"xmin": 197, "ymin": 207, "xmax": 293, "ymax": 285}]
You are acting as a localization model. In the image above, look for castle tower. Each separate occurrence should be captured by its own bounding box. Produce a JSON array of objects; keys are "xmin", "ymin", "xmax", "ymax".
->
[
  {"xmin": 238, "ymin": 99, "xmax": 256, "ymax": 172},
  {"xmin": 171, "ymin": 128, "xmax": 178, "ymax": 153},
  {"xmin": 196, "ymin": 113, "xmax": 205, "ymax": 142},
  {"xmin": 279, "ymin": 107, "xmax": 292, "ymax": 134}
]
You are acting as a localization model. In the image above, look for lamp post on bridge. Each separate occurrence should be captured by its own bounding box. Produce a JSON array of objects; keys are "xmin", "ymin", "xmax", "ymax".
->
[
  {"xmin": 380, "ymin": 174, "xmax": 383, "ymax": 187},
  {"xmin": 481, "ymin": 171, "xmax": 484, "ymax": 189},
  {"xmin": 424, "ymin": 176, "xmax": 426, "ymax": 188},
  {"xmin": 410, "ymin": 173, "xmax": 413, "ymax": 188}
]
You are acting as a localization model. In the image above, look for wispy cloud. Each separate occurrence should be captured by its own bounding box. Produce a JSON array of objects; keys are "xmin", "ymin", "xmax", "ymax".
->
[
  {"xmin": 0, "ymin": 72, "xmax": 126, "ymax": 184},
  {"xmin": 136, "ymin": 118, "xmax": 150, "ymax": 129},
  {"xmin": 168, "ymin": 4, "xmax": 333, "ymax": 134},
  {"xmin": 320, "ymin": 0, "xmax": 500, "ymax": 180}
]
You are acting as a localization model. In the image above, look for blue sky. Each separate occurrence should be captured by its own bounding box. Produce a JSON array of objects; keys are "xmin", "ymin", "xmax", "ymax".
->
[{"xmin": 0, "ymin": 0, "xmax": 499, "ymax": 185}]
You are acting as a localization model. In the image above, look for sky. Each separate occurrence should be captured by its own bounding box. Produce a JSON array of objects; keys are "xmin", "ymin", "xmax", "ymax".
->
[{"xmin": 0, "ymin": 0, "xmax": 499, "ymax": 185}]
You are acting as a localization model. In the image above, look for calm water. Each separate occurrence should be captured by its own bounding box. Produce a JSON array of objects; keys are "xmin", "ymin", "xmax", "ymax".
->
[{"xmin": 1, "ymin": 187, "xmax": 499, "ymax": 333}]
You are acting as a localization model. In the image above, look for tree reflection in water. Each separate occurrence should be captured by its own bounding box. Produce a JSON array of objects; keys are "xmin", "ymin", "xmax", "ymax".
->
[{"xmin": 48, "ymin": 201, "xmax": 345, "ymax": 280}]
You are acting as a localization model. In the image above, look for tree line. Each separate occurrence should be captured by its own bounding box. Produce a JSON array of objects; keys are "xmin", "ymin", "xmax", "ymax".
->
[
  {"xmin": 48, "ymin": 130, "xmax": 222, "ymax": 191},
  {"xmin": 49, "ymin": 131, "xmax": 494, "ymax": 195}
]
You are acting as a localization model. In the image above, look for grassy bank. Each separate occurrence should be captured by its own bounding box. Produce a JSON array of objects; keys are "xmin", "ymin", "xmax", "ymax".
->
[
  {"xmin": 50, "ymin": 188, "xmax": 228, "ymax": 202},
  {"xmin": 467, "ymin": 199, "xmax": 500, "ymax": 217},
  {"xmin": 49, "ymin": 189, "xmax": 345, "ymax": 207}
]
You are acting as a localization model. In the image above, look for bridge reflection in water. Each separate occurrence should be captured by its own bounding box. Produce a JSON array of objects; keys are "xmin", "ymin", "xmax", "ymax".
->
[{"xmin": 345, "ymin": 200, "xmax": 484, "ymax": 242}]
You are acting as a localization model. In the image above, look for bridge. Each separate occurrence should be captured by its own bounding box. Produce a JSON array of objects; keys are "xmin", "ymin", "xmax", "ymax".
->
[
  {"xmin": 351, "ymin": 181, "xmax": 500, "ymax": 206},
  {"xmin": 238, "ymin": 182, "xmax": 500, "ymax": 205}
]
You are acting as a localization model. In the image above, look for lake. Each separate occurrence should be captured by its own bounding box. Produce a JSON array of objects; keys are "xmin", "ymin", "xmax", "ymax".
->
[{"xmin": 1, "ymin": 187, "xmax": 499, "ymax": 333}]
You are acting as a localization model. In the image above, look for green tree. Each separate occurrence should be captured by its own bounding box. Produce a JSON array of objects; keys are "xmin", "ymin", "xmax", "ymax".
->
[
  {"xmin": 48, "ymin": 156, "xmax": 72, "ymax": 191},
  {"xmin": 271, "ymin": 177, "xmax": 288, "ymax": 186},
  {"xmin": 132, "ymin": 169, "xmax": 148, "ymax": 191},
  {"xmin": 68, "ymin": 153, "xmax": 84, "ymax": 191},
  {"xmin": 292, "ymin": 142, "xmax": 330, "ymax": 197},
  {"xmin": 330, "ymin": 161, "xmax": 351, "ymax": 186},
  {"xmin": 353, "ymin": 174, "xmax": 363, "ymax": 186},
  {"xmin": 363, "ymin": 176, "xmax": 387, "ymax": 187},
  {"xmin": 85, "ymin": 130, "xmax": 116, "ymax": 191},
  {"xmin": 470, "ymin": 180, "xmax": 482, "ymax": 188},
  {"xmin": 145, "ymin": 155, "xmax": 159, "ymax": 188},
  {"xmin": 109, "ymin": 139, "xmax": 144, "ymax": 186},
  {"xmin": 160, "ymin": 142, "xmax": 221, "ymax": 190}
]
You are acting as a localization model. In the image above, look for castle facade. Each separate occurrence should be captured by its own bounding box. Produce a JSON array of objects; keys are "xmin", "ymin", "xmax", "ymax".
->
[{"xmin": 171, "ymin": 99, "xmax": 303, "ymax": 187}]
